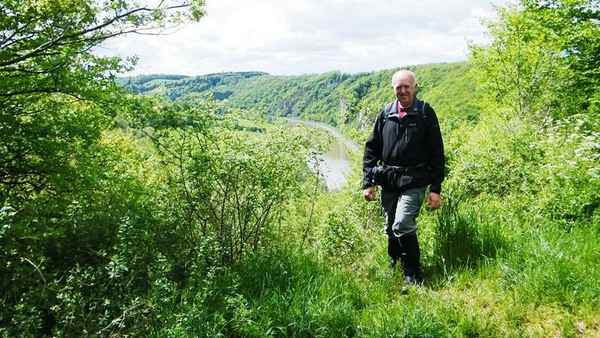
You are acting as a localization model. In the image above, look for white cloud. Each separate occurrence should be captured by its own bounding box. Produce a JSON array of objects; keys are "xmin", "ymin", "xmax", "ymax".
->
[{"xmin": 95, "ymin": 0, "xmax": 511, "ymax": 76}]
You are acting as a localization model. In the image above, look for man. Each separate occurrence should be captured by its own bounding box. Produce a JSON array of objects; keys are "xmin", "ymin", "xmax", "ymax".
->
[{"xmin": 362, "ymin": 69, "xmax": 445, "ymax": 293}]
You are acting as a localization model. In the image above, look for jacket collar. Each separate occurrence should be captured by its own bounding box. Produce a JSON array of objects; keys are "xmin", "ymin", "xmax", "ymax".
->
[{"xmin": 386, "ymin": 97, "xmax": 421, "ymax": 119}]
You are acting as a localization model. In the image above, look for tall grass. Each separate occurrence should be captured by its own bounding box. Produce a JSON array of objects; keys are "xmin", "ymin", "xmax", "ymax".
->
[
  {"xmin": 500, "ymin": 224, "xmax": 600, "ymax": 309},
  {"xmin": 430, "ymin": 192, "xmax": 506, "ymax": 275},
  {"xmin": 140, "ymin": 190, "xmax": 600, "ymax": 337}
]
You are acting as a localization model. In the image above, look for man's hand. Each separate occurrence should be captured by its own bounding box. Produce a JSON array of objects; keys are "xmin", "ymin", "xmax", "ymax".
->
[
  {"xmin": 363, "ymin": 187, "xmax": 376, "ymax": 201},
  {"xmin": 426, "ymin": 192, "xmax": 441, "ymax": 210}
]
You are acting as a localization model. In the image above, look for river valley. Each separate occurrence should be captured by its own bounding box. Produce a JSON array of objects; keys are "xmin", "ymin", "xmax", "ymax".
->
[{"xmin": 287, "ymin": 118, "xmax": 359, "ymax": 190}]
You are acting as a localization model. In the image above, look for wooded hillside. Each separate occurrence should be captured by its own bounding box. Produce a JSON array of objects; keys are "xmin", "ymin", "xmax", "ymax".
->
[{"xmin": 117, "ymin": 61, "xmax": 481, "ymax": 129}]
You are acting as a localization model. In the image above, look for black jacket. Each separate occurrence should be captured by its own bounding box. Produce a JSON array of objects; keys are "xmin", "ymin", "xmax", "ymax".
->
[{"xmin": 362, "ymin": 97, "xmax": 445, "ymax": 193}]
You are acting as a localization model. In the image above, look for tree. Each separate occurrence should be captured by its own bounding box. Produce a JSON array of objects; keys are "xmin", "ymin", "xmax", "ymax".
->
[
  {"xmin": 1, "ymin": 0, "xmax": 205, "ymax": 202},
  {"xmin": 456, "ymin": 0, "xmax": 600, "ymax": 226},
  {"xmin": 1, "ymin": 0, "xmax": 204, "ymax": 97},
  {"xmin": 469, "ymin": 3, "xmax": 566, "ymax": 120},
  {"xmin": 125, "ymin": 103, "xmax": 316, "ymax": 266},
  {"xmin": 0, "ymin": 1, "xmax": 205, "ymax": 335},
  {"xmin": 521, "ymin": 0, "xmax": 600, "ymax": 111},
  {"xmin": 469, "ymin": 0, "xmax": 600, "ymax": 121}
]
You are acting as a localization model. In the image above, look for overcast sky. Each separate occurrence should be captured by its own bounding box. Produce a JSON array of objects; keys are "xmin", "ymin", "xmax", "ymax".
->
[{"xmin": 96, "ymin": 0, "xmax": 510, "ymax": 77}]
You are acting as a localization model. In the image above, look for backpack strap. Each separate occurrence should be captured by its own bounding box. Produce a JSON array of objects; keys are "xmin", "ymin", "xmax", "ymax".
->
[
  {"xmin": 382, "ymin": 101, "xmax": 395, "ymax": 125},
  {"xmin": 421, "ymin": 101, "xmax": 428, "ymax": 125}
]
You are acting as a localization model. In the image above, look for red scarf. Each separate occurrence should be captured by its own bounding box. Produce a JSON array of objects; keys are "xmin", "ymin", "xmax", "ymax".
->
[{"xmin": 397, "ymin": 101, "xmax": 408, "ymax": 119}]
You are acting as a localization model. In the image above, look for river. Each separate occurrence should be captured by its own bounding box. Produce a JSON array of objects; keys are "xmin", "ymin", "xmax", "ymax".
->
[{"xmin": 287, "ymin": 118, "xmax": 359, "ymax": 191}]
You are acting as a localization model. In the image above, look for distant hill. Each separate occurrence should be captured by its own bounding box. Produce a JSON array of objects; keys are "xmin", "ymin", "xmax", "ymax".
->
[
  {"xmin": 116, "ymin": 62, "xmax": 481, "ymax": 129},
  {"xmin": 116, "ymin": 71, "xmax": 268, "ymax": 101}
]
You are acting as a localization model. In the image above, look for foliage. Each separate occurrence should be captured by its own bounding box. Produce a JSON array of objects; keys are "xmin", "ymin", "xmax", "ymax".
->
[
  {"xmin": 124, "ymin": 97, "xmax": 316, "ymax": 266},
  {"xmin": 469, "ymin": 0, "xmax": 600, "ymax": 121},
  {"xmin": 469, "ymin": 5, "xmax": 566, "ymax": 119},
  {"xmin": 2, "ymin": 0, "xmax": 600, "ymax": 336},
  {"xmin": 445, "ymin": 109, "xmax": 542, "ymax": 198},
  {"xmin": 521, "ymin": 0, "xmax": 600, "ymax": 112},
  {"xmin": 0, "ymin": 0, "xmax": 205, "ymax": 98},
  {"xmin": 299, "ymin": 153, "xmax": 383, "ymax": 267},
  {"xmin": 532, "ymin": 114, "xmax": 600, "ymax": 225},
  {"xmin": 1, "ymin": 0, "xmax": 206, "ymax": 335},
  {"xmin": 461, "ymin": 0, "xmax": 600, "ymax": 224}
]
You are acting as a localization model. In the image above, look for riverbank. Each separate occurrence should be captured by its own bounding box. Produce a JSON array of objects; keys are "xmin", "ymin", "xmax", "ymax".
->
[{"xmin": 283, "ymin": 117, "xmax": 360, "ymax": 153}]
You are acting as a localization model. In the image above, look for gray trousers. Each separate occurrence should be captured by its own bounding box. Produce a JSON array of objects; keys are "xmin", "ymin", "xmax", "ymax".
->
[
  {"xmin": 381, "ymin": 187, "xmax": 426, "ymax": 266},
  {"xmin": 381, "ymin": 186, "xmax": 426, "ymax": 239}
]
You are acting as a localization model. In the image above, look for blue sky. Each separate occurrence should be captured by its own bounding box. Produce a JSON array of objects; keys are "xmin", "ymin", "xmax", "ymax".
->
[{"xmin": 96, "ymin": 0, "xmax": 510, "ymax": 76}]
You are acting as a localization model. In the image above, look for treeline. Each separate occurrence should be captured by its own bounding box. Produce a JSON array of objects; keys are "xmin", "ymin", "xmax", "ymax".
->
[
  {"xmin": 117, "ymin": 71, "xmax": 268, "ymax": 101},
  {"xmin": 118, "ymin": 61, "xmax": 481, "ymax": 130}
]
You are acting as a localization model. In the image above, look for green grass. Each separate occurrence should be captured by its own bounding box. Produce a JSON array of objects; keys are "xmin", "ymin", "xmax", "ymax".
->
[{"xmin": 144, "ymin": 217, "xmax": 599, "ymax": 337}]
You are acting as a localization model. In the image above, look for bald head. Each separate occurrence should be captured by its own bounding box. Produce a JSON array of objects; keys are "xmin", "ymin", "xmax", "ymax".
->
[
  {"xmin": 391, "ymin": 70, "xmax": 418, "ymax": 107},
  {"xmin": 391, "ymin": 70, "xmax": 416, "ymax": 85}
]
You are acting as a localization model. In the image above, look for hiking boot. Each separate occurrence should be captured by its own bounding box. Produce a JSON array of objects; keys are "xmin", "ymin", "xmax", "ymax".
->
[
  {"xmin": 401, "ymin": 275, "xmax": 423, "ymax": 294},
  {"xmin": 399, "ymin": 234, "xmax": 421, "ymax": 276}
]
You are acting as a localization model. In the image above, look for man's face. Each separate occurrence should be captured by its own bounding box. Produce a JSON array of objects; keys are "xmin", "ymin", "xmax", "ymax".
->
[{"xmin": 392, "ymin": 73, "xmax": 417, "ymax": 107}]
